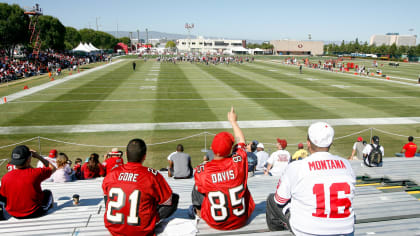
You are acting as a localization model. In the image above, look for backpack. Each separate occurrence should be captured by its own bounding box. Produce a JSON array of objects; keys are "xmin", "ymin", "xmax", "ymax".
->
[{"xmin": 368, "ymin": 144, "xmax": 382, "ymax": 166}]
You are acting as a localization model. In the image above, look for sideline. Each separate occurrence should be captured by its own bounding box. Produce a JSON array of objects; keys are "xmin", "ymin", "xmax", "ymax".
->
[
  {"xmin": 0, "ymin": 59, "xmax": 124, "ymax": 104},
  {"xmin": 0, "ymin": 117, "xmax": 420, "ymax": 134}
]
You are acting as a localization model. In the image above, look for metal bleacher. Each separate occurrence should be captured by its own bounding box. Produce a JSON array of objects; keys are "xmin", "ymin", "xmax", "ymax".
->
[{"xmin": 1, "ymin": 157, "xmax": 420, "ymax": 235}]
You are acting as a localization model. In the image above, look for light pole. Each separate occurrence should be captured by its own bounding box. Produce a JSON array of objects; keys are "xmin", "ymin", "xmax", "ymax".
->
[{"xmin": 185, "ymin": 23, "xmax": 194, "ymax": 53}]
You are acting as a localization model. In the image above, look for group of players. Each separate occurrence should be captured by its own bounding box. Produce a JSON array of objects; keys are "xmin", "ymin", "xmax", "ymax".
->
[
  {"xmin": 156, "ymin": 55, "xmax": 254, "ymax": 65},
  {"xmin": 0, "ymin": 107, "xmax": 355, "ymax": 236}
]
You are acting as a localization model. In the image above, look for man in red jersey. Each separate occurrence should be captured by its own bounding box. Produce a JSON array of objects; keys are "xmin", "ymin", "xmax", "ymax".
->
[
  {"xmin": 0, "ymin": 145, "xmax": 56, "ymax": 220},
  {"xmin": 103, "ymin": 139, "xmax": 179, "ymax": 236},
  {"xmin": 399, "ymin": 136, "xmax": 417, "ymax": 158},
  {"xmin": 103, "ymin": 148, "xmax": 124, "ymax": 174},
  {"xmin": 191, "ymin": 107, "xmax": 255, "ymax": 230}
]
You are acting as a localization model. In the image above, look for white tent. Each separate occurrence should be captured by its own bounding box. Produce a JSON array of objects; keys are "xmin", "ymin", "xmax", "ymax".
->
[
  {"xmin": 83, "ymin": 43, "xmax": 95, "ymax": 52},
  {"xmin": 88, "ymin": 43, "xmax": 100, "ymax": 51},
  {"xmin": 72, "ymin": 42, "xmax": 91, "ymax": 52},
  {"xmin": 231, "ymin": 47, "xmax": 249, "ymax": 54}
]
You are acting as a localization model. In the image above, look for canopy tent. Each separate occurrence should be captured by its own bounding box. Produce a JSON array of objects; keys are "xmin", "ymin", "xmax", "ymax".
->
[
  {"xmin": 72, "ymin": 42, "xmax": 91, "ymax": 52},
  {"xmin": 88, "ymin": 43, "xmax": 100, "ymax": 51},
  {"xmin": 231, "ymin": 47, "xmax": 249, "ymax": 55}
]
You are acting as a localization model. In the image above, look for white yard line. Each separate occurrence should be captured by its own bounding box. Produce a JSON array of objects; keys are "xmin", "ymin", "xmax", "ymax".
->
[
  {"xmin": 0, "ymin": 60, "xmax": 123, "ymax": 104},
  {"xmin": 8, "ymin": 96, "xmax": 415, "ymax": 103},
  {"xmin": 1, "ymin": 117, "xmax": 420, "ymax": 134}
]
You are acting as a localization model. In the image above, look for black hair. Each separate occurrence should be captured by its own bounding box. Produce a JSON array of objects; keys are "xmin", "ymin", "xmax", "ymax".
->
[
  {"xmin": 87, "ymin": 153, "xmax": 100, "ymax": 172},
  {"xmin": 372, "ymin": 136, "xmax": 380, "ymax": 144},
  {"xmin": 409, "ymin": 136, "xmax": 414, "ymax": 142},
  {"xmin": 250, "ymin": 142, "xmax": 257, "ymax": 152},
  {"xmin": 127, "ymin": 138, "xmax": 147, "ymax": 163},
  {"xmin": 176, "ymin": 144, "xmax": 184, "ymax": 152}
]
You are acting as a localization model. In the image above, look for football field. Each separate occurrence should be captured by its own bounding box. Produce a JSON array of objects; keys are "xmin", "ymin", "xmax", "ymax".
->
[{"xmin": 1, "ymin": 57, "xmax": 419, "ymax": 176}]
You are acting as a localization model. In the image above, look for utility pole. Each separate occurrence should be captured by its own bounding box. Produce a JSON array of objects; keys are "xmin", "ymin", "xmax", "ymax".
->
[
  {"xmin": 145, "ymin": 28, "xmax": 149, "ymax": 44},
  {"xmin": 96, "ymin": 17, "xmax": 100, "ymax": 31},
  {"xmin": 185, "ymin": 23, "xmax": 194, "ymax": 52},
  {"xmin": 137, "ymin": 29, "xmax": 140, "ymax": 52},
  {"xmin": 129, "ymin": 32, "xmax": 133, "ymax": 52}
]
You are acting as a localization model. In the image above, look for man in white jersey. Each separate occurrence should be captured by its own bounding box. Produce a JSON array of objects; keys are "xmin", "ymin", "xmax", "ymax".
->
[
  {"xmin": 264, "ymin": 139, "xmax": 290, "ymax": 176},
  {"xmin": 266, "ymin": 122, "xmax": 356, "ymax": 236}
]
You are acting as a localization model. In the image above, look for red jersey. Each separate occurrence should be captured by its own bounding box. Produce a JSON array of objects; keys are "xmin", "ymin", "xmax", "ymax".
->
[
  {"xmin": 103, "ymin": 157, "xmax": 124, "ymax": 174},
  {"xmin": 102, "ymin": 162, "xmax": 173, "ymax": 236},
  {"xmin": 194, "ymin": 143, "xmax": 255, "ymax": 230},
  {"xmin": 6, "ymin": 163, "xmax": 16, "ymax": 172},
  {"xmin": 0, "ymin": 167, "xmax": 52, "ymax": 217},
  {"xmin": 81, "ymin": 162, "xmax": 105, "ymax": 179},
  {"xmin": 403, "ymin": 142, "xmax": 417, "ymax": 157}
]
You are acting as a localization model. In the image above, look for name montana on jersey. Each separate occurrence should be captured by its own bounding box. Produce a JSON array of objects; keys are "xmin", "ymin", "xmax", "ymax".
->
[{"xmin": 308, "ymin": 159, "xmax": 347, "ymax": 171}]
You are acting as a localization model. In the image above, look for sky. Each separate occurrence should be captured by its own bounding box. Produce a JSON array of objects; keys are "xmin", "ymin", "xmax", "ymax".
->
[{"xmin": 3, "ymin": 0, "xmax": 420, "ymax": 42}]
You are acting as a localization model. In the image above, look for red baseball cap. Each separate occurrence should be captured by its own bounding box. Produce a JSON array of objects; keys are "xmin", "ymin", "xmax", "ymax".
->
[
  {"xmin": 211, "ymin": 132, "xmax": 235, "ymax": 157},
  {"xmin": 357, "ymin": 136, "xmax": 363, "ymax": 142},
  {"xmin": 298, "ymin": 143, "xmax": 304, "ymax": 149},
  {"xmin": 277, "ymin": 138, "xmax": 287, "ymax": 149},
  {"xmin": 48, "ymin": 149, "xmax": 57, "ymax": 158}
]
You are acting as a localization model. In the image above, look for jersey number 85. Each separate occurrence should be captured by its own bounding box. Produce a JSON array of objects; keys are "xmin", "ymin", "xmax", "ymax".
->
[{"xmin": 208, "ymin": 184, "xmax": 246, "ymax": 222}]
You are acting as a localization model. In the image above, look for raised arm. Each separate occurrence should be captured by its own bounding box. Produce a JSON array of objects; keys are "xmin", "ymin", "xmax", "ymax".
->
[
  {"xmin": 31, "ymin": 150, "xmax": 56, "ymax": 173},
  {"xmin": 228, "ymin": 107, "xmax": 245, "ymax": 144}
]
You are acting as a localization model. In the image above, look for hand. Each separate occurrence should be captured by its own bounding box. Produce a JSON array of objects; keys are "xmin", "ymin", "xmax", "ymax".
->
[
  {"xmin": 227, "ymin": 106, "xmax": 237, "ymax": 123},
  {"xmin": 30, "ymin": 149, "xmax": 42, "ymax": 159}
]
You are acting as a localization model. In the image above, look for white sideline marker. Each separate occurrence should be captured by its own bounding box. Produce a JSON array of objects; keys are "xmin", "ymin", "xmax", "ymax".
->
[{"xmin": 140, "ymin": 86, "xmax": 156, "ymax": 90}]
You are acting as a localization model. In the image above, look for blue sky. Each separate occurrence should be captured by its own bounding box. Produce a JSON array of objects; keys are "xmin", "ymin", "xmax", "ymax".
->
[{"xmin": 3, "ymin": 0, "xmax": 419, "ymax": 42}]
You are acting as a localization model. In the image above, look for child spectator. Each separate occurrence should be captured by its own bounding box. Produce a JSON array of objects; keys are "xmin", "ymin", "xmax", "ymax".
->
[
  {"xmin": 81, "ymin": 153, "xmax": 105, "ymax": 179},
  {"xmin": 50, "ymin": 153, "xmax": 73, "ymax": 183},
  {"xmin": 73, "ymin": 158, "xmax": 83, "ymax": 180}
]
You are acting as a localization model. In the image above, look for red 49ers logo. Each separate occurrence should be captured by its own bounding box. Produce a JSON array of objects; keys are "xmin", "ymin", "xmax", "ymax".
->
[{"xmin": 298, "ymin": 44, "xmax": 303, "ymax": 48}]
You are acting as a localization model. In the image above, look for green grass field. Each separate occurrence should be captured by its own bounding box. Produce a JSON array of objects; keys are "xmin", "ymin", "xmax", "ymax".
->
[{"xmin": 1, "ymin": 58, "xmax": 420, "ymax": 178}]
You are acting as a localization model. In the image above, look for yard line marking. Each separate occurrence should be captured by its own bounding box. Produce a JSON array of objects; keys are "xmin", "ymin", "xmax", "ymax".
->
[
  {"xmin": 304, "ymin": 78, "xmax": 319, "ymax": 81},
  {"xmin": 332, "ymin": 85, "xmax": 351, "ymax": 89},
  {"xmin": 1, "ymin": 117, "xmax": 420, "ymax": 134},
  {"xmin": 9, "ymin": 96, "xmax": 415, "ymax": 103},
  {"xmin": 0, "ymin": 60, "xmax": 124, "ymax": 105},
  {"xmin": 139, "ymin": 86, "xmax": 156, "ymax": 90}
]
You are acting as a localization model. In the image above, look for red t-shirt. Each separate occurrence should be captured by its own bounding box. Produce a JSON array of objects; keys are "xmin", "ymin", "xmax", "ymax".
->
[
  {"xmin": 0, "ymin": 167, "xmax": 52, "ymax": 217},
  {"xmin": 81, "ymin": 162, "xmax": 105, "ymax": 179},
  {"xmin": 403, "ymin": 142, "xmax": 417, "ymax": 158},
  {"xmin": 194, "ymin": 143, "xmax": 255, "ymax": 230},
  {"xmin": 102, "ymin": 162, "xmax": 173, "ymax": 236},
  {"xmin": 103, "ymin": 157, "xmax": 124, "ymax": 174}
]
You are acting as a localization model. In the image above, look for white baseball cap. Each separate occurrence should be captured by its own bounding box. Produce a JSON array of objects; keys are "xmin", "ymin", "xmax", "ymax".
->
[
  {"xmin": 308, "ymin": 122, "xmax": 334, "ymax": 147},
  {"xmin": 257, "ymin": 143, "xmax": 264, "ymax": 149}
]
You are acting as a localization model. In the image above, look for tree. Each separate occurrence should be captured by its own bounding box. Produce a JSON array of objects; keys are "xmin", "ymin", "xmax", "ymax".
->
[
  {"xmin": 79, "ymin": 28, "xmax": 117, "ymax": 49},
  {"xmin": 0, "ymin": 3, "xmax": 29, "ymax": 57},
  {"xmin": 165, "ymin": 41, "xmax": 176, "ymax": 48},
  {"xmin": 37, "ymin": 15, "xmax": 66, "ymax": 50},
  {"xmin": 64, "ymin": 26, "xmax": 81, "ymax": 50},
  {"xmin": 119, "ymin": 37, "xmax": 130, "ymax": 45}
]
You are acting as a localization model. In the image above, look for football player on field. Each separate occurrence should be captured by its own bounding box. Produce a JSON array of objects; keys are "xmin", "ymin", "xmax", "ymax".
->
[
  {"xmin": 103, "ymin": 139, "xmax": 179, "ymax": 236},
  {"xmin": 191, "ymin": 107, "xmax": 255, "ymax": 230}
]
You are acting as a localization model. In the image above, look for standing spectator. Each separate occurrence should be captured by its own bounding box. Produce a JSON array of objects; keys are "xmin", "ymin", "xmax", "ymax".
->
[
  {"xmin": 81, "ymin": 153, "xmax": 105, "ymax": 179},
  {"xmin": 0, "ymin": 145, "xmax": 56, "ymax": 219},
  {"xmin": 291, "ymin": 143, "xmax": 309, "ymax": 162},
  {"xmin": 265, "ymin": 139, "xmax": 290, "ymax": 176},
  {"xmin": 50, "ymin": 153, "xmax": 72, "ymax": 183},
  {"xmin": 363, "ymin": 136, "xmax": 384, "ymax": 167},
  {"xmin": 103, "ymin": 138, "xmax": 178, "ymax": 235},
  {"xmin": 73, "ymin": 158, "xmax": 83, "ymax": 180},
  {"xmin": 350, "ymin": 137, "xmax": 365, "ymax": 160},
  {"xmin": 190, "ymin": 107, "xmax": 255, "ymax": 230},
  {"xmin": 36, "ymin": 149, "xmax": 58, "ymax": 168},
  {"xmin": 255, "ymin": 143, "xmax": 269, "ymax": 171},
  {"xmin": 266, "ymin": 122, "xmax": 356, "ymax": 235},
  {"xmin": 168, "ymin": 144, "xmax": 193, "ymax": 179},
  {"xmin": 396, "ymin": 136, "xmax": 417, "ymax": 158},
  {"xmin": 103, "ymin": 148, "xmax": 124, "ymax": 174},
  {"xmin": 246, "ymin": 142, "xmax": 258, "ymax": 176}
]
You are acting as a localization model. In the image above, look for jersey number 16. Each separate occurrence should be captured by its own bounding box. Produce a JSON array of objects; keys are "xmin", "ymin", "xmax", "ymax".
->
[{"xmin": 312, "ymin": 182, "xmax": 351, "ymax": 218}]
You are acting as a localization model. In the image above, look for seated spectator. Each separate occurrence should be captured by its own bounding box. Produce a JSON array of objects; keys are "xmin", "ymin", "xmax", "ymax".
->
[
  {"xmin": 0, "ymin": 145, "xmax": 56, "ymax": 220},
  {"xmin": 363, "ymin": 136, "xmax": 384, "ymax": 167},
  {"xmin": 291, "ymin": 143, "xmax": 309, "ymax": 162},
  {"xmin": 190, "ymin": 107, "xmax": 255, "ymax": 230},
  {"xmin": 37, "ymin": 149, "xmax": 58, "ymax": 168},
  {"xmin": 396, "ymin": 136, "xmax": 417, "ymax": 158},
  {"xmin": 349, "ymin": 137, "xmax": 365, "ymax": 160},
  {"xmin": 73, "ymin": 158, "xmax": 83, "ymax": 180},
  {"xmin": 255, "ymin": 143, "xmax": 269, "ymax": 171},
  {"xmin": 265, "ymin": 139, "xmax": 290, "ymax": 176},
  {"xmin": 81, "ymin": 153, "xmax": 105, "ymax": 179},
  {"xmin": 50, "ymin": 153, "xmax": 73, "ymax": 183},
  {"xmin": 102, "ymin": 138, "xmax": 178, "ymax": 235},
  {"xmin": 246, "ymin": 142, "xmax": 258, "ymax": 176},
  {"xmin": 103, "ymin": 148, "xmax": 124, "ymax": 174},
  {"xmin": 168, "ymin": 144, "xmax": 193, "ymax": 179}
]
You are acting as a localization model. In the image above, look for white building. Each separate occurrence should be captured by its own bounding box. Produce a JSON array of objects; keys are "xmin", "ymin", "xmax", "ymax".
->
[
  {"xmin": 370, "ymin": 34, "xmax": 417, "ymax": 46},
  {"xmin": 176, "ymin": 37, "xmax": 247, "ymax": 54}
]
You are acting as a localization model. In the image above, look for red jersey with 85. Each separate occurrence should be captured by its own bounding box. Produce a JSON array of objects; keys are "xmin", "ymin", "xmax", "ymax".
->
[
  {"xmin": 194, "ymin": 143, "xmax": 255, "ymax": 230},
  {"xmin": 102, "ymin": 162, "xmax": 173, "ymax": 236}
]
